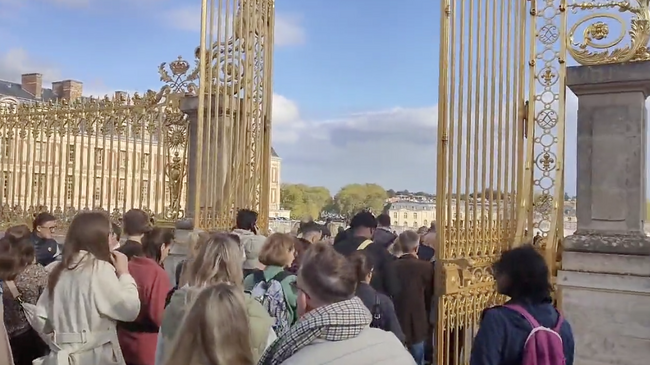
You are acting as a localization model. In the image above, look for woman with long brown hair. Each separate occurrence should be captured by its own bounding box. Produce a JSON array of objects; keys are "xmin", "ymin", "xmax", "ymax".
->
[
  {"xmin": 0, "ymin": 227, "xmax": 49, "ymax": 365},
  {"xmin": 156, "ymin": 233, "xmax": 274, "ymax": 365},
  {"xmin": 35, "ymin": 211, "xmax": 141, "ymax": 365},
  {"xmin": 163, "ymin": 284, "xmax": 254, "ymax": 365},
  {"xmin": 117, "ymin": 227, "xmax": 173, "ymax": 365}
]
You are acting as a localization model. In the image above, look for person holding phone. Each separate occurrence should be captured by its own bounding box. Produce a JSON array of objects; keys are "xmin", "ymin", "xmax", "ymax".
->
[
  {"xmin": 35, "ymin": 212, "xmax": 141, "ymax": 365},
  {"xmin": 231, "ymin": 209, "xmax": 267, "ymax": 277}
]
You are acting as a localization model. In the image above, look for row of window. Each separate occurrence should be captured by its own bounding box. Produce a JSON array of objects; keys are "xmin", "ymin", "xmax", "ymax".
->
[
  {"xmin": 2, "ymin": 172, "xmax": 170, "ymax": 202},
  {"xmin": 398, "ymin": 221, "xmax": 429, "ymax": 228},
  {"xmin": 393, "ymin": 212, "xmax": 429, "ymax": 219},
  {"xmin": 1, "ymin": 140, "xmax": 156, "ymax": 170}
]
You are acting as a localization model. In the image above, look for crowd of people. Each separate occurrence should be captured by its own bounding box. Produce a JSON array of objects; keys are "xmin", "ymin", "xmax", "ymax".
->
[{"xmin": 0, "ymin": 208, "xmax": 574, "ymax": 365}]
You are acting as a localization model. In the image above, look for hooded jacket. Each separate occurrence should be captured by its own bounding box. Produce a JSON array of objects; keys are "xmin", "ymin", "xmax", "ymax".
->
[
  {"xmin": 231, "ymin": 229, "xmax": 267, "ymax": 270},
  {"xmin": 373, "ymin": 227, "xmax": 397, "ymax": 249}
]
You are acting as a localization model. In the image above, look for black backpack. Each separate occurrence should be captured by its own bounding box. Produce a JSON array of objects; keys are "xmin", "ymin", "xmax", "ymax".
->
[{"xmin": 369, "ymin": 294, "xmax": 386, "ymax": 329}]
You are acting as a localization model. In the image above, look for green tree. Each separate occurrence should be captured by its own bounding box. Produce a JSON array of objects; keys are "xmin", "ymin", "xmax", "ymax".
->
[
  {"xmin": 280, "ymin": 184, "xmax": 332, "ymax": 220},
  {"xmin": 333, "ymin": 183, "xmax": 388, "ymax": 218}
]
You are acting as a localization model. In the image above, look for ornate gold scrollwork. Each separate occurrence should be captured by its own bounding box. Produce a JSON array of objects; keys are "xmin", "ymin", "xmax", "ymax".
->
[
  {"xmin": 192, "ymin": 0, "xmax": 273, "ymax": 230},
  {"xmin": 437, "ymin": 257, "xmax": 496, "ymax": 296},
  {"xmin": 568, "ymin": 0, "xmax": 650, "ymax": 65},
  {"xmin": 0, "ymin": 56, "xmax": 197, "ymax": 232}
]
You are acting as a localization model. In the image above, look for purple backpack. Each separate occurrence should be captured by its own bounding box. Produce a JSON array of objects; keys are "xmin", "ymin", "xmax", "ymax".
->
[{"xmin": 504, "ymin": 304, "xmax": 566, "ymax": 365}]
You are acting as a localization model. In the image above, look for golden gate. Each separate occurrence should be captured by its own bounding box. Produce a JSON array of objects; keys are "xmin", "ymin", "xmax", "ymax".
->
[{"xmin": 435, "ymin": 0, "xmax": 650, "ymax": 363}]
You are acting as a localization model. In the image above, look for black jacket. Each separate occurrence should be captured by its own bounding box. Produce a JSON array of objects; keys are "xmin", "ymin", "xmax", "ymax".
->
[
  {"xmin": 31, "ymin": 233, "xmax": 61, "ymax": 267},
  {"xmin": 355, "ymin": 282, "xmax": 404, "ymax": 342},
  {"xmin": 333, "ymin": 228, "xmax": 350, "ymax": 244},
  {"xmin": 333, "ymin": 235, "xmax": 401, "ymax": 298},
  {"xmin": 417, "ymin": 244, "xmax": 435, "ymax": 262}
]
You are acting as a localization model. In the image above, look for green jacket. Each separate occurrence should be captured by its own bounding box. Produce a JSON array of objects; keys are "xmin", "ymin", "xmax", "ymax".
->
[
  {"xmin": 158, "ymin": 286, "xmax": 273, "ymax": 363},
  {"xmin": 243, "ymin": 265, "xmax": 299, "ymax": 324}
]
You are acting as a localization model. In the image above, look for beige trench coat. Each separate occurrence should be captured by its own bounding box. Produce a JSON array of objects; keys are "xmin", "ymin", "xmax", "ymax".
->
[{"xmin": 35, "ymin": 251, "xmax": 140, "ymax": 365}]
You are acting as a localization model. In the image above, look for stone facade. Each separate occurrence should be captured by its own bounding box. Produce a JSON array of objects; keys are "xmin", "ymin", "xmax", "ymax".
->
[{"xmin": 560, "ymin": 61, "xmax": 650, "ymax": 365}]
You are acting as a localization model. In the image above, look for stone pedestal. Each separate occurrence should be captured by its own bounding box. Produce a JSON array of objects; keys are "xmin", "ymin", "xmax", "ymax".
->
[
  {"xmin": 560, "ymin": 61, "xmax": 650, "ymax": 365},
  {"xmin": 179, "ymin": 95, "xmax": 241, "ymax": 228}
]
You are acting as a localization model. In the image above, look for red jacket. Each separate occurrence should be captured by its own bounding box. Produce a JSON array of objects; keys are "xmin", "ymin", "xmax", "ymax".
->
[{"xmin": 117, "ymin": 257, "xmax": 171, "ymax": 365}]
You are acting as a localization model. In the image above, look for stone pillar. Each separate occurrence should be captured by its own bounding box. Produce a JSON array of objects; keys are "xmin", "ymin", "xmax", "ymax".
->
[
  {"xmin": 560, "ymin": 61, "xmax": 650, "ymax": 365},
  {"xmin": 177, "ymin": 95, "xmax": 240, "ymax": 229}
]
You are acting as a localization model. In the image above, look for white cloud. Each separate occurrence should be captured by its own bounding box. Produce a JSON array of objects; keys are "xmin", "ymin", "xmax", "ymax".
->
[
  {"xmin": 274, "ymin": 14, "xmax": 306, "ymax": 46},
  {"xmin": 0, "ymin": 48, "xmax": 132, "ymax": 98},
  {"xmin": 271, "ymin": 94, "xmax": 439, "ymax": 192},
  {"xmin": 270, "ymin": 90, "xmax": 647, "ymax": 195},
  {"xmin": 0, "ymin": 48, "xmax": 63, "ymax": 84},
  {"xmin": 162, "ymin": 6, "xmax": 305, "ymax": 46}
]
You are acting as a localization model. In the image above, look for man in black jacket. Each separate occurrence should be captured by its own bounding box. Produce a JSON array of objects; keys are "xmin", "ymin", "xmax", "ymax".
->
[{"xmin": 333, "ymin": 211, "xmax": 400, "ymax": 298}]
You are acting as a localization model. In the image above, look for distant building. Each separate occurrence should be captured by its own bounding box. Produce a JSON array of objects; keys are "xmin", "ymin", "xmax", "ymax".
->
[
  {"xmin": 388, "ymin": 201, "xmax": 436, "ymax": 229},
  {"xmin": 269, "ymin": 148, "xmax": 290, "ymax": 219},
  {"xmin": 389, "ymin": 198, "xmax": 508, "ymax": 230},
  {"xmin": 1, "ymin": 73, "xmax": 283, "ymax": 219}
]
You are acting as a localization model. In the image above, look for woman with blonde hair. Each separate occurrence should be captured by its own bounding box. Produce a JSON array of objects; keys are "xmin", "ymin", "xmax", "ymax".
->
[
  {"xmin": 35, "ymin": 211, "xmax": 140, "ymax": 365},
  {"xmin": 155, "ymin": 233, "xmax": 274, "ymax": 365},
  {"xmin": 163, "ymin": 284, "xmax": 254, "ymax": 365},
  {"xmin": 175, "ymin": 230, "xmax": 210, "ymax": 288}
]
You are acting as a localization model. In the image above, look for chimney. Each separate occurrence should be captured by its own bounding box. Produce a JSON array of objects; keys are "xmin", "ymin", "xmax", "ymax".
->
[
  {"xmin": 51, "ymin": 80, "xmax": 83, "ymax": 101},
  {"xmin": 114, "ymin": 91, "xmax": 128, "ymax": 102},
  {"xmin": 21, "ymin": 73, "xmax": 43, "ymax": 99}
]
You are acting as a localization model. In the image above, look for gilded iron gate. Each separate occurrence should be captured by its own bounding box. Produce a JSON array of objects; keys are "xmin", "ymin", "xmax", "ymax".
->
[
  {"xmin": 194, "ymin": 0, "xmax": 274, "ymax": 231},
  {"xmin": 435, "ymin": 0, "xmax": 566, "ymax": 363}
]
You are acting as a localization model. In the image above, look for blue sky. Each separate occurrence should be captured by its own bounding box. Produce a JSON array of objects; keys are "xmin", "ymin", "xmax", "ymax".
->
[
  {"xmin": 0, "ymin": 0, "xmax": 448, "ymax": 194},
  {"xmin": 0, "ymin": 0, "xmax": 603, "ymax": 197},
  {"xmin": 0, "ymin": 0, "xmax": 439, "ymax": 116}
]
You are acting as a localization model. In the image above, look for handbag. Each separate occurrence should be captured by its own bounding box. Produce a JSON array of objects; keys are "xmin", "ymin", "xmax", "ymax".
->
[{"xmin": 4, "ymin": 281, "xmax": 48, "ymax": 337}]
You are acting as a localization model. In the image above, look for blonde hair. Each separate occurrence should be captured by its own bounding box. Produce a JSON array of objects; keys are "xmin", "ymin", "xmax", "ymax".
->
[
  {"xmin": 163, "ymin": 284, "xmax": 254, "ymax": 365},
  {"xmin": 259, "ymin": 233, "xmax": 295, "ymax": 267},
  {"xmin": 186, "ymin": 233, "xmax": 244, "ymax": 288},
  {"xmin": 178, "ymin": 231, "xmax": 211, "ymax": 287},
  {"xmin": 188, "ymin": 231, "xmax": 211, "ymax": 258}
]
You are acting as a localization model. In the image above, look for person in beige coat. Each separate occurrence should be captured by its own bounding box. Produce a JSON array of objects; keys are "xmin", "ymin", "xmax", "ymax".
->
[
  {"xmin": 35, "ymin": 212, "xmax": 140, "ymax": 365},
  {"xmin": 258, "ymin": 242, "xmax": 415, "ymax": 365}
]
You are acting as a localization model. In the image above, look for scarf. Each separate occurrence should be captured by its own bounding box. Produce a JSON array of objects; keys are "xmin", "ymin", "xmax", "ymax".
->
[{"xmin": 258, "ymin": 296, "xmax": 371, "ymax": 365}]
